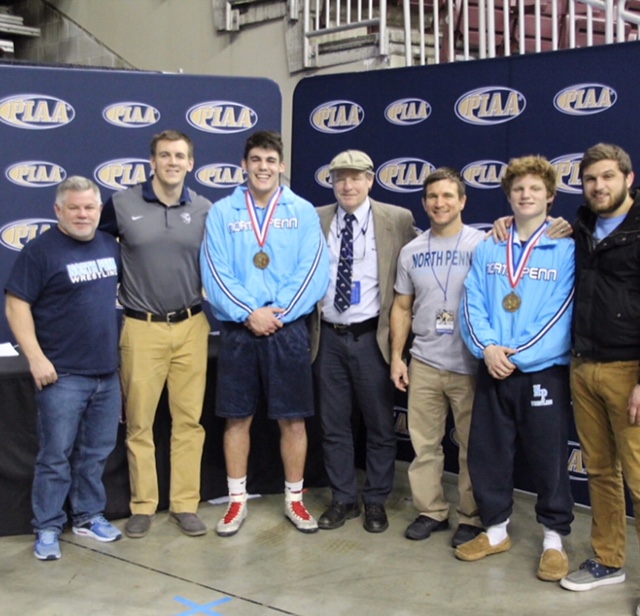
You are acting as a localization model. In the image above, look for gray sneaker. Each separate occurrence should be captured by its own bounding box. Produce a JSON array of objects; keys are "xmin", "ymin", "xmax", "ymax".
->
[
  {"xmin": 560, "ymin": 559, "xmax": 626, "ymax": 591},
  {"xmin": 169, "ymin": 512, "xmax": 207, "ymax": 537},
  {"xmin": 124, "ymin": 514, "xmax": 154, "ymax": 538},
  {"xmin": 34, "ymin": 530, "xmax": 61, "ymax": 560}
]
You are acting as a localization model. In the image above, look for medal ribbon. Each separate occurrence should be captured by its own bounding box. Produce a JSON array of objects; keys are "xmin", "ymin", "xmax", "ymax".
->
[
  {"xmin": 245, "ymin": 186, "xmax": 282, "ymax": 249},
  {"xmin": 506, "ymin": 222, "xmax": 547, "ymax": 290}
]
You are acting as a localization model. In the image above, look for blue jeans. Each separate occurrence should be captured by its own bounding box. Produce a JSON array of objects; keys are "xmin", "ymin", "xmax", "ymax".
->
[
  {"xmin": 32, "ymin": 372, "xmax": 121, "ymax": 532},
  {"xmin": 216, "ymin": 318, "xmax": 314, "ymax": 420}
]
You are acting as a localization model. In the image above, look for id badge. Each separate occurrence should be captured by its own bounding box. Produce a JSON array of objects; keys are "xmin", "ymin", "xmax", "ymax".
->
[
  {"xmin": 435, "ymin": 309, "xmax": 454, "ymax": 335},
  {"xmin": 351, "ymin": 281, "xmax": 361, "ymax": 305}
]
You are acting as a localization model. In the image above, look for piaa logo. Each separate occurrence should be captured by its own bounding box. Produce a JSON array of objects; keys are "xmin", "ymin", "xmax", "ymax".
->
[
  {"xmin": 455, "ymin": 87, "xmax": 525, "ymax": 125},
  {"xmin": 6, "ymin": 161, "xmax": 67, "ymax": 188},
  {"xmin": 554, "ymin": 83, "xmax": 617, "ymax": 116},
  {"xmin": 462, "ymin": 160, "xmax": 507, "ymax": 189},
  {"xmin": 567, "ymin": 440, "xmax": 588, "ymax": 481},
  {"xmin": 186, "ymin": 101, "xmax": 257, "ymax": 134},
  {"xmin": 377, "ymin": 158, "xmax": 434, "ymax": 193},
  {"xmin": 0, "ymin": 94, "xmax": 75, "ymax": 129},
  {"xmin": 0, "ymin": 218, "xmax": 55, "ymax": 252},
  {"xmin": 310, "ymin": 100, "xmax": 364, "ymax": 134},
  {"xmin": 103, "ymin": 102, "xmax": 160, "ymax": 128},
  {"xmin": 551, "ymin": 153, "xmax": 583, "ymax": 194},
  {"xmin": 384, "ymin": 98, "xmax": 431, "ymax": 126},
  {"xmin": 315, "ymin": 165, "xmax": 332, "ymax": 189},
  {"xmin": 195, "ymin": 163, "xmax": 246, "ymax": 189},
  {"xmin": 393, "ymin": 406, "xmax": 411, "ymax": 441},
  {"xmin": 94, "ymin": 158, "xmax": 150, "ymax": 191}
]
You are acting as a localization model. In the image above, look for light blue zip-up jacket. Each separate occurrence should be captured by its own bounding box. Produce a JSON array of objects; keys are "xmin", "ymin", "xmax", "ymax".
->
[
  {"xmin": 460, "ymin": 232, "xmax": 575, "ymax": 373},
  {"xmin": 201, "ymin": 185, "xmax": 329, "ymax": 323}
]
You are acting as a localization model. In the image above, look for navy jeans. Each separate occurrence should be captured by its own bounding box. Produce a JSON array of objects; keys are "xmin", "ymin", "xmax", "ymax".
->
[{"xmin": 32, "ymin": 372, "xmax": 121, "ymax": 532}]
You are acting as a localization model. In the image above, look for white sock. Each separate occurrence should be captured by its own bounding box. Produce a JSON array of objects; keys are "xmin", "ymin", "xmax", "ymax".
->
[
  {"xmin": 542, "ymin": 527, "xmax": 563, "ymax": 552},
  {"xmin": 227, "ymin": 475, "xmax": 247, "ymax": 496},
  {"xmin": 485, "ymin": 519, "xmax": 509, "ymax": 546},
  {"xmin": 285, "ymin": 479, "xmax": 304, "ymax": 498}
]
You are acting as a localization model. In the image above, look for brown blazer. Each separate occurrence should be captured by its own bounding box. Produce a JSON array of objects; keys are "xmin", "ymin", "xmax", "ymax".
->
[{"xmin": 310, "ymin": 199, "xmax": 417, "ymax": 363}]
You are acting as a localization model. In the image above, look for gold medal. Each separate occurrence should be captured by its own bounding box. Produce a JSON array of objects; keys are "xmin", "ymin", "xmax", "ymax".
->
[
  {"xmin": 502, "ymin": 292, "xmax": 521, "ymax": 313},
  {"xmin": 245, "ymin": 188, "xmax": 281, "ymax": 272},
  {"xmin": 253, "ymin": 250, "xmax": 270, "ymax": 269}
]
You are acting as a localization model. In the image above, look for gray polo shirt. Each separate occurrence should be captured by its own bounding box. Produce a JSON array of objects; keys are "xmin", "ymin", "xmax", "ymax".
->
[{"xmin": 100, "ymin": 180, "xmax": 211, "ymax": 315}]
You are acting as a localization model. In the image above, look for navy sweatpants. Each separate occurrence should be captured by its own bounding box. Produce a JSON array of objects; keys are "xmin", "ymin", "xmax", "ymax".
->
[{"xmin": 468, "ymin": 362, "xmax": 574, "ymax": 535}]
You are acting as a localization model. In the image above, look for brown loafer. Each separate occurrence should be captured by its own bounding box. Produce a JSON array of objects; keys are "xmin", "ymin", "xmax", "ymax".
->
[
  {"xmin": 537, "ymin": 548, "xmax": 569, "ymax": 581},
  {"xmin": 455, "ymin": 532, "xmax": 511, "ymax": 561}
]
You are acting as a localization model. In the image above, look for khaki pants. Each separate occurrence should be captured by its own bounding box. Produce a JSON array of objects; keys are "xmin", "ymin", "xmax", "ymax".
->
[
  {"xmin": 571, "ymin": 357, "xmax": 640, "ymax": 567},
  {"xmin": 120, "ymin": 312, "xmax": 210, "ymax": 514},
  {"xmin": 407, "ymin": 359, "xmax": 480, "ymax": 526}
]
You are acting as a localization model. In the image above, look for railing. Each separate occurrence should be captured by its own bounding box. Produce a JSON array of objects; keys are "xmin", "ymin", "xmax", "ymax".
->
[
  {"xmin": 299, "ymin": 0, "xmax": 639, "ymax": 66},
  {"xmin": 617, "ymin": 0, "xmax": 640, "ymax": 39},
  {"xmin": 406, "ymin": 0, "xmax": 640, "ymax": 64},
  {"xmin": 302, "ymin": 0, "xmax": 388, "ymax": 67}
]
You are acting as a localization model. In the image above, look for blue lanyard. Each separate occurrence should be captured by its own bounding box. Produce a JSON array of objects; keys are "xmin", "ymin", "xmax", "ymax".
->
[{"xmin": 427, "ymin": 228, "xmax": 463, "ymax": 305}]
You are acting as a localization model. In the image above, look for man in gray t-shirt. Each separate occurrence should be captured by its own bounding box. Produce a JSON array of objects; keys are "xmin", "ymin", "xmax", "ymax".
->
[{"xmin": 390, "ymin": 167, "xmax": 484, "ymax": 548}]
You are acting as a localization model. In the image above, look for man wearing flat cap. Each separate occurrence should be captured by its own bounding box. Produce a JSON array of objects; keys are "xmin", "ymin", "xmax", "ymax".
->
[{"xmin": 311, "ymin": 150, "xmax": 417, "ymax": 532}]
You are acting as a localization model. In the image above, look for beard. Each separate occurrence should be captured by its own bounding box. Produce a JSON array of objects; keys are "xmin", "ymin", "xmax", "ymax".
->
[{"xmin": 586, "ymin": 184, "xmax": 630, "ymax": 217}]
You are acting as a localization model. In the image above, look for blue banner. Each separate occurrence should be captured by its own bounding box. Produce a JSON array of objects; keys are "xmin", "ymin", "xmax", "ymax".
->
[
  {"xmin": 291, "ymin": 42, "xmax": 640, "ymax": 510},
  {"xmin": 0, "ymin": 64, "xmax": 281, "ymax": 341}
]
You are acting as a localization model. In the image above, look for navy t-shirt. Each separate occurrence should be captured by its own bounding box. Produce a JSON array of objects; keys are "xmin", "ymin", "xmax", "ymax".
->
[{"xmin": 5, "ymin": 226, "xmax": 121, "ymax": 375}]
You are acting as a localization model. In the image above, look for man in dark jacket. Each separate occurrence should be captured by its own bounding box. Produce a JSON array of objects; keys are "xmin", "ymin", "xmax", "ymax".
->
[{"xmin": 560, "ymin": 144, "xmax": 640, "ymax": 606}]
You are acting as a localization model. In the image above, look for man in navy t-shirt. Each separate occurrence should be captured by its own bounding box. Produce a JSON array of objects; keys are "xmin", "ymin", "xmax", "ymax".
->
[{"xmin": 5, "ymin": 176, "xmax": 121, "ymax": 561}]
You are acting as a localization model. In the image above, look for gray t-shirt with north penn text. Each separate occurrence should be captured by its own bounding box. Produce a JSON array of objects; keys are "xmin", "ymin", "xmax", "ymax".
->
[{"xmin": 395, "ymin": 224, "xmax": 484, "ymax": 375}]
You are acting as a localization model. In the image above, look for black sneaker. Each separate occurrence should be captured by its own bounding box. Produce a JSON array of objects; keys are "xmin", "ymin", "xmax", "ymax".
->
[
  {"xmin": 451, "ymin": 523, "xmax": 483, "ymax": 548},
  {"xmin": 405, "ymin": 515, "xmax": 449, "ymax": 540}
]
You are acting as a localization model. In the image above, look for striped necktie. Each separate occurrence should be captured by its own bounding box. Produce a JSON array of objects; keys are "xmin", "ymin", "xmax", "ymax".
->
[{"xmin": 334, "ymin": 213, "xmax": 356, "ymax": 313}]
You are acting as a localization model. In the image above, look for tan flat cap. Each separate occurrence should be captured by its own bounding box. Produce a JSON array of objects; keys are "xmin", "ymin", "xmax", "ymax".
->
[{"xmin": 328, "ymin": 150, "xmax": 374, "ymax": 172}]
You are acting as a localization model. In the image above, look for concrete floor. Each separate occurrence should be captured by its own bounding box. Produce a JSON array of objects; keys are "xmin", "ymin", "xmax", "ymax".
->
[{"xmin": 1, "ymin": 463, "xmax": 639, "ymax": 616}]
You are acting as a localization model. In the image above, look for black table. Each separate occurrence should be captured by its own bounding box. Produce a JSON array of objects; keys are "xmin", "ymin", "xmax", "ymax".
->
[
  {"xmin": 0, "ymin": 337, "xmax": 327, "ymax": 536},
  {"xmin": 1, "ymin": 339, "xmax": 601, "ymax": 537}
]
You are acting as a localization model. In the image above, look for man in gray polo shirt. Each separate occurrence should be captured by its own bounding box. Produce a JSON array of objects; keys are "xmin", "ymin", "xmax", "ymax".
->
[{"xmin": 100, "ymin": 129, "xmax": 211, "ymax": 539}]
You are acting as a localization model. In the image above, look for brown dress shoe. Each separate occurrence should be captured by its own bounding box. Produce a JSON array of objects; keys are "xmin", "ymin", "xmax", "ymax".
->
[
  {"xmin": 124, "ymin": 514, "xmax": 154, "ymax": 538},
  {"xmin": 169, "ymin": 512, "xmax": 207, "ymax": 537}
]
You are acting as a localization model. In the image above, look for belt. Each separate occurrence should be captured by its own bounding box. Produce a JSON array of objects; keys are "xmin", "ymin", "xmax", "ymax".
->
[
  {"xmin": 124, "ymin": 304, "xmax": 202, "ymax": 324},
  {"xmin": 322, "ymin": 316, "xmax": 379, "ymax": 338}
]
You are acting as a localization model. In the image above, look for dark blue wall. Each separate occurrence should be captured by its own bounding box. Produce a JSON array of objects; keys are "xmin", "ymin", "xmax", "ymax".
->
[{"xmin": 290, "ymin": 42, "xmax": 640, "ymax": 510}]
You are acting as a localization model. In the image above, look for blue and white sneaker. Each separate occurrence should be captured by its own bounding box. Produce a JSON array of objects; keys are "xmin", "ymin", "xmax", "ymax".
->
[
  {"xmin": 34, "ymin": 530, "xmax": 61, "ymax": 560},
  {"xmin": 560, "ymin": 559, "xmax": 626, "ymax": 591},
  {"xmin": 72, "ymin": 515, "xmax": 122, "ymax": 542}
]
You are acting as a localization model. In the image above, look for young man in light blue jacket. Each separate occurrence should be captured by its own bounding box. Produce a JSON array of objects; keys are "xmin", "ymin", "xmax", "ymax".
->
[
  {"xmin": 457, "ymin": 155, "xmax": 575, "ymax": 583},
  {"xmin": 201, "ymin": 130, "xmax": 329, "ymax": 537}
]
